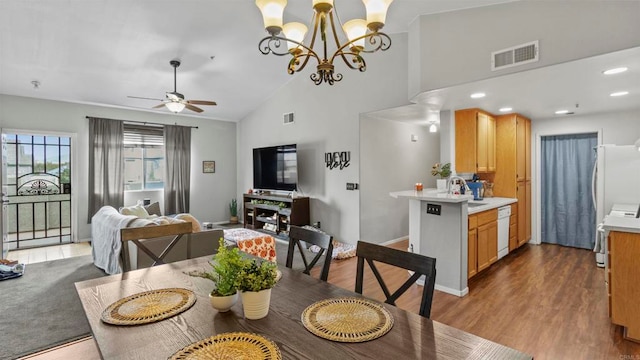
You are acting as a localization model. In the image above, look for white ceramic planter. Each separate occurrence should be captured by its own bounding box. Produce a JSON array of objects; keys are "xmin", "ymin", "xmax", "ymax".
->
[
  {"xmin": 240, "ymin": 288, "xmax": 272, "ymax": 320},
  {"xmin": 209, "ymin": 292, "xmax": 238, "ymax": 312},
  {"xmin": 437, "ymin": 179, "xmax": 448, "ymax": 193}
]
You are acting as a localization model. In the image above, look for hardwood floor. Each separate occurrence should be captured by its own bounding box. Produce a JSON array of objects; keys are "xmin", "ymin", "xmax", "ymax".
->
[
  {"xmin": 20, "ymin": 240, "xmax": 640, "ymax": 359},
  {"xmin": 313, "ymin": 240, "xmax": 640, "ymax": 359}
]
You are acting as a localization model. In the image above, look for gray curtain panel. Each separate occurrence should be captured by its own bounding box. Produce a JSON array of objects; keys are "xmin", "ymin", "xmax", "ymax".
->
[
  {"xmin": 164, "ymin": 124, "xmax": 191, "ymax": 215},
  {"xmin": 541, "ymin": 133, "xmax": 597, "ymax": 249},
  {"xmin": 88, "ymin": 117, "xmax": 125, "ymax": 223}
]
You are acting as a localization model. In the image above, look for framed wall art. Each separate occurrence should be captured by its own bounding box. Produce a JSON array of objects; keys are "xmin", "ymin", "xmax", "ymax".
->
[{"xmin": 203, "ymin": 161, "xmax": 216, "ymax": 173}]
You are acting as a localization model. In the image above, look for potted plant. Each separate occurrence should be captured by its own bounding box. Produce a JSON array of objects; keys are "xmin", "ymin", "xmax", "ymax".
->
[
  {"xmin": 229, "ymin": 198, "xmax": 238, "ymax": 224},
  {"xmin": 234, "ymin": 258, "xmax": 277, "ymax": 320},
  {"xmin": 431, "ymin": 162, "xmax": 451, "ymax": 192},
  {"xmin": 188, "ymin": 238, "xmax": 244, "ymax": 312}
]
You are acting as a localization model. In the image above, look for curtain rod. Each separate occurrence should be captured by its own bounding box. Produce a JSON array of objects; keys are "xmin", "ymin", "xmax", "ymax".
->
[{"xmin": 85, "ymin": 116, "xmax": 198, "ymax": 129}]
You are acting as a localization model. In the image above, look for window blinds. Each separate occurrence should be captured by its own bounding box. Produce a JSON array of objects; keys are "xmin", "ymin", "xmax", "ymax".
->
[{"xmin": 123, "ymin": 124, "xmax": 164, "ymax": 147}]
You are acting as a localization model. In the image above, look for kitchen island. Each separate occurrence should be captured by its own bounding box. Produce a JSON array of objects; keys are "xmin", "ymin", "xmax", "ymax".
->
[{"xmin": 390, "ymin": 189, "xmax": 516, "ymax": 297}]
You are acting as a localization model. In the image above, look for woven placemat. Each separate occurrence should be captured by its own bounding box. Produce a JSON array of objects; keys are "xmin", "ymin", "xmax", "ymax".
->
[
  {"xmin": 101, "ymin": 288, "xmax": 196, "ymax": 326},
  {"xmin": 301, "ymin": 297, "xmax": 394, "ymax": 343},
  {"xmin": 169, "ymin": 332, "xmax": 282, "ymax": 360}
]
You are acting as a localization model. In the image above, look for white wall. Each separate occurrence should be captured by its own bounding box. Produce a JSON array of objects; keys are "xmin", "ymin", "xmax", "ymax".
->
[
  {"xmin": 531, "ymin": 109, "xmax": 640, "ymax": 244},
  {"xmin": 238, "ymin": 33, "xmax": 411, "ymax": 245},
  {"xmin": 0, "ymin": 95, "xmax": 237, "ymax": 241},
  {"xmin": 408, "ymin": 1, "xmax": 640, "ymax": 98},
  {"xmin": 360, "ymin": 116, "xmax": 439, "ymax": 244}
]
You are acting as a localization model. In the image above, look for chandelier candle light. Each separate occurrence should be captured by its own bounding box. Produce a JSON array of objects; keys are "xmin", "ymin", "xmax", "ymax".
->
[{"xmin": 255, "ymin": 0, "xmax": 394, "ymax": 85}]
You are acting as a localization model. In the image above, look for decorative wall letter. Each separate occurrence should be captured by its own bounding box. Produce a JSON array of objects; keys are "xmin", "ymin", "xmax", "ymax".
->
[{"xmin": 325, "ymin": 151, "xmax": 350, "ymax": 170}]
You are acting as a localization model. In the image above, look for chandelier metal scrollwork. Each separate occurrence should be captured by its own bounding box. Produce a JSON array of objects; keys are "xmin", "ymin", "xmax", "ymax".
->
[{"xmin": 256, "ymin": 0, "xmax": 393, "ymax": 85}]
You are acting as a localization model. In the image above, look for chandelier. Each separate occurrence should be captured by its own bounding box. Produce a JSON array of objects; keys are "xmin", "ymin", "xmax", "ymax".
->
[{"xmin": 255, "ymin": 0, "xmax": 394, "ymax": 85}]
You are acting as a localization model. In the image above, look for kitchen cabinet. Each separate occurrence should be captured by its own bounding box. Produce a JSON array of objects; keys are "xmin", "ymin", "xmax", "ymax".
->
[
  {"xmin": 494, "ymin": 113, "xmax": 531, "ymax": 247},
  {"xmin": 509, "ymin": 204, "xmax": 518, "ymax": 251},
  {"xmin": 608, "ymin": 230, "xmax": 640, "ymax": 342},
  {"xmin": 468, "ymin": 209, "xmax": 497, "ymax": 278},
  {"xmin": 455, "ymin": 109, "xmax": 496, "ymax": 173},
  {"xmin": 468, "ymin": 228, "xmax": 478, "ymax": 278}
]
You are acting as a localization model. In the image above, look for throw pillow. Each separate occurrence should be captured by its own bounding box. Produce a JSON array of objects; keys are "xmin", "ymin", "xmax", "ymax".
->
[
  {"xmin": 144, "ymin": 202, "xmax": 162, "ymax": 216},
  {"xmin": 174, "ymin": 213, "xmax": 202, "ymax": 232},
  {"xmin": 119, "ymin": 204, "xmax": 150, "ymax": 218},
  {"xmin": 237, "ymin": 236, "xmax": 277, "ymax": 262}
]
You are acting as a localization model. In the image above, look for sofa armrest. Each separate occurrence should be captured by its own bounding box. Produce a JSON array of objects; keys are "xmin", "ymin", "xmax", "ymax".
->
[{"xmin": 189, "ymin": 228, "xmax": 225, "ymax": 258}]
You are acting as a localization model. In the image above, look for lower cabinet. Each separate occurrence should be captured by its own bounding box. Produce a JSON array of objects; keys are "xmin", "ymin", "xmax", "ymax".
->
[
  {"xmin": 509, "ymin": 204, "xmax": 518, "ymax": 251},
  {"xmin": 468, "ymin": 209, "xmax": 498, "ymax": 279},
  {"xmin": 468, "ymin": 228, "xmax": 478, "ymax": 278},
  {"xmin": 478, "ymin": 221, "xmax": 498, "ymax": 272},
  {"xmin": 608, "ymin": 231, "xmax": 640, "ymax": 342}
]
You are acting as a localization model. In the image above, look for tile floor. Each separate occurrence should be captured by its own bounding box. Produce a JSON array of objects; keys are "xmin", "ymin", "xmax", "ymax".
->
[{"xmin": 7, "ymin": 242, "xmax": 92, "ymax": 265}]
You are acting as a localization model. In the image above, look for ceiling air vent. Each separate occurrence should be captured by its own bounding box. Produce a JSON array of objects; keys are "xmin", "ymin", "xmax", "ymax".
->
[
  {"xmin": 491, "ymin": 40, "xmax": 539, "ymax": 71},
  {"xmin": 283, "ymin": 112, "xmax": 294, "ymax": 125}
]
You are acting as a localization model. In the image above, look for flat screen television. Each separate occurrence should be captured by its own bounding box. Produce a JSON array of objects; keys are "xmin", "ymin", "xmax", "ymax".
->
[{"xmin": 253, "ymin": 144, "xmax": 298, "ymax": 191}]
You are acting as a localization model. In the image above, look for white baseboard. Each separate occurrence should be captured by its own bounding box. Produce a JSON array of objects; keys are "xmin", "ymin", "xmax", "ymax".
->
[
  {"xmin": 435, "ymin": 284, "xmax": 469, "ymax": 297},
  {"xmin": 380, "ymin": 236, "xmax": 408, "ymax": 246}
]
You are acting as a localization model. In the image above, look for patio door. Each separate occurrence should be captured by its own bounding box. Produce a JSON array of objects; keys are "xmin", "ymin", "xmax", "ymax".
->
[
  {"xmin": 1, "ymin": 132, "xmax": 72, "ymax": 250},
  {"xmin": 1, "ymin": 134, "xmax": 8, "ymax": 258}
]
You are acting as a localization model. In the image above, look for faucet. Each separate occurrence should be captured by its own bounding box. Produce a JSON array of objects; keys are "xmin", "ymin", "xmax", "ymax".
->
[{"xmin": 448, "ymin": 176, "xmax": 471, "ymax": 195}]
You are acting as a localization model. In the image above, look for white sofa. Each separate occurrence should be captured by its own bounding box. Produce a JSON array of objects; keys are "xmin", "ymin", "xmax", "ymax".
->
[{"xmin": 91, "ymin": 205, "xmax": 223, "ymax": 273}]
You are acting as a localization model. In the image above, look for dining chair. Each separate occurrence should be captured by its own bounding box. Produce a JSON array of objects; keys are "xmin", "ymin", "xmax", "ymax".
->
[
  {"xmin": 355, "ymin": 241, "xmax": 437, "ymax": 318},
  {"xmin": 286, "ymin": 225, "xmax": 334, "ymax": 281}
]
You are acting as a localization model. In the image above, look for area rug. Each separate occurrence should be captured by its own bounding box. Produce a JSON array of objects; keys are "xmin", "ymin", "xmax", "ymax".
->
[{"xmin": 0, "ymin": 255, "xmax": 107, "ymax": 359}]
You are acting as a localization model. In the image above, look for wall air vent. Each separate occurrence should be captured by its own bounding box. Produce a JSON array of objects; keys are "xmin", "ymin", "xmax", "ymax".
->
[
  {"xmin": 491, "ymin": 40, "xmax": 539, "ymax": 71},
  {"xmin": 283, "ymin": 112, "xmax": 295, "ymax": 125}
]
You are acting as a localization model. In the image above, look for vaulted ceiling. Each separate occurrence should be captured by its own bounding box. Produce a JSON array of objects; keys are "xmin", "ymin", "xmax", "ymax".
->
[
  {"xmin": 2, "ymin": 1, "xmax": 638, "ymax": 124},
  {"xmin": 0, "ymin": 1, "xmax": 516, "ymax": 121}
]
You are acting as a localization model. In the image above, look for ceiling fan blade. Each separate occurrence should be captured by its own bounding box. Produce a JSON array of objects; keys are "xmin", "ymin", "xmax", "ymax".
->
[
  {"xmin": 185, "ymin": 104, "xmax": 204, "ymax": 113},
  {"xmin": 187, "ymin": 100, "xmax": 217, "ymax": 106},
  {"xmin": 128, "ymin": 95, "xmax": 165, "ymax": 102},
  {"xmin": 152, "ymin": 103, "xmax": 166, "ymax": 109}
]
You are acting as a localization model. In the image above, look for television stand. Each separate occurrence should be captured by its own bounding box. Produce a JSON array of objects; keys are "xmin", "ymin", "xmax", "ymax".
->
[{"xmin": 243, "ymin": 193, "xmax": 310, "ymax": 240}]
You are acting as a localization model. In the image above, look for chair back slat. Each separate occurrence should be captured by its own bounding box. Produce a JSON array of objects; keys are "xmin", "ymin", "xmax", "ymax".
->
[
  {"xmin": 286, "ymin": 225, "xmax": 334, "ymax": 281},
  {"xmin": 355, "ymin": 241, "xmax": 437, "ymax": 318}
]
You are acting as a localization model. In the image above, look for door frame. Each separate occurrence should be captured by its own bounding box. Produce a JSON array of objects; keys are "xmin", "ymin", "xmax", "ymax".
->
[
  {"xmin": 1, "ymin": 128, "xmax": 79, "ymax": 243},
  {"xmin": 534, "ymin": 129, "xmax": 602, "ymax": 246}
]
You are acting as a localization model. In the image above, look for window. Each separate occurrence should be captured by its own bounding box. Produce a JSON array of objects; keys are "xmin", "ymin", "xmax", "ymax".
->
[{"xmin": 123, "ymin": 124, "xmax": 164, "ymax": 191}]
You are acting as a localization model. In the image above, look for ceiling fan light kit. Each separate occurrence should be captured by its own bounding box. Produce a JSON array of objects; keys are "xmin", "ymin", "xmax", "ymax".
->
[
  {"xmin": 128, "ymin": 60, "xmax": 217, "ymax": 114},
  {"xmin": 255, "ymin": 0, "xmax": 393, "ymax": 85}
]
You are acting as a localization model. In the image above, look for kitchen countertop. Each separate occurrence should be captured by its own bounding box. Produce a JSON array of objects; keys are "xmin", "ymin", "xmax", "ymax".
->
[
  {"xmin": 389, "ymin": 189, "xmax": 474, "ymax": 203},
  {"xmin": 468, "ymin": 197, "xmax": 518, "ymax": 214},
  {"xmin": 603, "ymin": 216, "xmax": 640, "ymax": 234}
]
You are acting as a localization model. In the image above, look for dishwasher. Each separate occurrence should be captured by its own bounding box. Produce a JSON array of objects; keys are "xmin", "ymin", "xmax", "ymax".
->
[{"xmin": 497, "ymin": 206, "xmax": 511, "ymax": 260}]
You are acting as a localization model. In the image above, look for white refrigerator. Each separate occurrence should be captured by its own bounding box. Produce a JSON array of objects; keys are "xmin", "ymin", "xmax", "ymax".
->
[
  {"xmin": 594, "ymin": 145, "xmax": 640, "ymax": 223},
  {"xmin": 592, "ymin": 145, "xmax": 640, "ymax": 265}
]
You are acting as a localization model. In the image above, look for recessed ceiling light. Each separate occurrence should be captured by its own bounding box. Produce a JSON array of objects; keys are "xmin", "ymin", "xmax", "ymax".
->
[
  {"xmin": 610, "ymin": 91, "xmax": 629, "ymax": 97},
  {"xmin": 555, "ymin": 110, "xmax": 570, "ymax": 115},
  {"xmin": 470, "ymin": 92, "xmax": 486, "ymax": 99},
  {"xmin": 499, "ymin": 107, "xmax": 512, "ymax": 112},
  {"xmin": 603, "ymin": 67, "xmax": 628, "ymax": 75}
]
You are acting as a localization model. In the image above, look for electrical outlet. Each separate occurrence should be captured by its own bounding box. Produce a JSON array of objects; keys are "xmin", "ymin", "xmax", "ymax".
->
[
  {"xmin": 426, "ymin": 203, "xmax": 441, "ymax": 215},
  {"xmin": 314, "ymin": 221, "xmax": 321, "ymax": 228}
]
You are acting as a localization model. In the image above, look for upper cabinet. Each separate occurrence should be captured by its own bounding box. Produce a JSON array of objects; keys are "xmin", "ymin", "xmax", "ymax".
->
[{"xmin": 455, "ymin": 109, "xmax": 496, "ymax": 173}]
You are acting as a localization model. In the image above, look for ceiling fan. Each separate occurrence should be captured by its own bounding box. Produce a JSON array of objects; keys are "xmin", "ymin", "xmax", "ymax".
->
[{"xmin": 128, "ymin": 60, "xmax": 217, "ymax": 113}]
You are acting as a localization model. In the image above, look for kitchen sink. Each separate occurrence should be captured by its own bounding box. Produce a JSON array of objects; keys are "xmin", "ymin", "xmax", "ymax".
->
[{"xmin": 468, "ymin": 202, "xmax": 487, "ymax": 207}]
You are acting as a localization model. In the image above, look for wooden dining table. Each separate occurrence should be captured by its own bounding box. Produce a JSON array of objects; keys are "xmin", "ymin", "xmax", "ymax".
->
[{"xmin": 75, "ymin": 256, "xmax": 533, "ymax": 359}]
